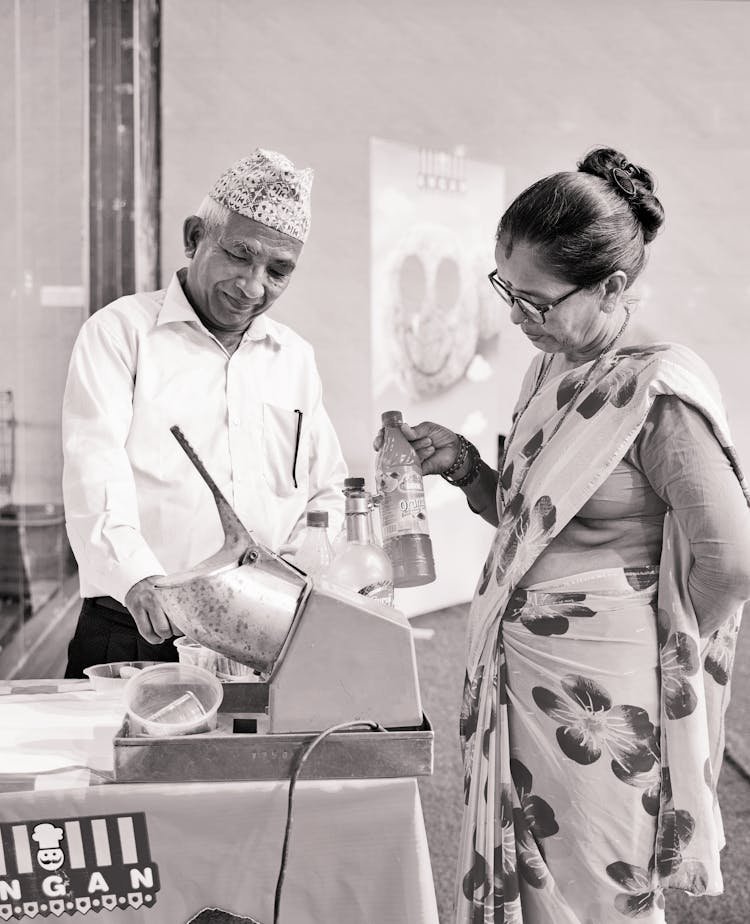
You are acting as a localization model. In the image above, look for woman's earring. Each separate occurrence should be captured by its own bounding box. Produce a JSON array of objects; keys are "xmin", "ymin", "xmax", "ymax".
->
[{"xmin": 602, "ymin": 295, "xmax": 617, "ymax": 314}]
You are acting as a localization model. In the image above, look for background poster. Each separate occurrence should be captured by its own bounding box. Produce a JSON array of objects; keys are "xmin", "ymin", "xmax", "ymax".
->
[{"xmin": 370, "ymin": 137, "xmax": 535, "ymax": 615}]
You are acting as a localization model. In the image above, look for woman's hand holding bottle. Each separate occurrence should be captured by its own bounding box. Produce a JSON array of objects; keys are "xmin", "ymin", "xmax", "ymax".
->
[{"xmin": 373, "ymin": 421, "xmax": 461, "ymax": 477}]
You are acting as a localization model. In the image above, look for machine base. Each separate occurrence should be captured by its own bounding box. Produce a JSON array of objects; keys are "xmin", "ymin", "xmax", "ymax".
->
[{"xmin": 113, "ymin": 711, "xmax": 433, "ymax": 783}]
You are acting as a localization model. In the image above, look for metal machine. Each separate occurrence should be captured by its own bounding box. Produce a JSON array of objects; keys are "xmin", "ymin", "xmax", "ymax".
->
[{"xmin": 112, "ymin": 427, "xmax": 430, "ymax": 784}]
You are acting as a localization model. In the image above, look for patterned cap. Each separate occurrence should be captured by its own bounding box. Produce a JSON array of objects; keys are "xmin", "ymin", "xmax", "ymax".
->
[{"xmin": 208, "ymin": 149, "xmax": 313, "ymax": 242}]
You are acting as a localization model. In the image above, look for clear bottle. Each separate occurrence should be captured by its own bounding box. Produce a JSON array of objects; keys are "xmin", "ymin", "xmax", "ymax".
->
[
  {"xmin": 376, "ymin": 410, "xmax": 436, "ymax": 587},
  {"xmin": 293, "ymin": 510, "xmax": 334, "ymax": 581},
  {"xmin": 331, "ymin": 476, "xmax": 367, "ymax": 556},
  {"xmin": 325, "ymin": 492, "xmax": 394, "ymax": 606}
]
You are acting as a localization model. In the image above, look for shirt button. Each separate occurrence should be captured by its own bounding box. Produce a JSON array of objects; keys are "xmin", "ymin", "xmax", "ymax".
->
[{"xmin": 231, "ymin": 417, "xmax": 241, "ymax": 427}]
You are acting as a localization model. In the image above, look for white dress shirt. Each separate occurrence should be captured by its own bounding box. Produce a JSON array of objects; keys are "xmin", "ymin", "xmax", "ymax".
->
[{"xmin": 62, "ymin": 273, "xmax": 347, "ymax": 604}]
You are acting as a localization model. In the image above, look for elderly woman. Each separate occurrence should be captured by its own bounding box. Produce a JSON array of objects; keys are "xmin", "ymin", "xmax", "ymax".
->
[{"xmin": 389, "ymin": 148, "xmax": 750, "ymax": 923}]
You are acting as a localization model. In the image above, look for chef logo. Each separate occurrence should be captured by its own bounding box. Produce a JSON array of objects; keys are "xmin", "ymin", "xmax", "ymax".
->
[
  {"xmin": 31, "ymin": 825, "xmax": 65, "ymax": 872},
  {"xmin": 0, "ymin": 813, "xmax": 160, "ymax": 919}
]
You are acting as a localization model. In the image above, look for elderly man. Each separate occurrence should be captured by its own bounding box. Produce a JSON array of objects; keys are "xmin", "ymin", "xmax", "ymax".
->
[{"xmin": 62, "ymin": 149, "xmax": 347, "ymax": 677}]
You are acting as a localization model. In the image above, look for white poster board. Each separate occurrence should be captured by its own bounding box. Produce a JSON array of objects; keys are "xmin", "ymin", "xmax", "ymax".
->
[{"xmin": 370, "ymin": 138, "xmax": 536, "ymax": 616}]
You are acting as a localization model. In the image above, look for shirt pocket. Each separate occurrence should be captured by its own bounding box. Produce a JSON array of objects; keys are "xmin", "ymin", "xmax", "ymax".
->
[{"xmin": 262, "ymin": 403, "xmax": 308, "ymax": 498}]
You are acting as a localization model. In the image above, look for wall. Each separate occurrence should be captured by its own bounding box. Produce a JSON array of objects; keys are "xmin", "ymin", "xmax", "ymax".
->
[
  {"xmin": 161, "ymin": 0, "xmax": 750, "ymax": 475},
  {"xmin": 0, "ymin": 0, "xmax": 86, "ymax": 506},
  {"xmin": 161, "ymin": 0, "xmax": 750, "ymax": 610}
]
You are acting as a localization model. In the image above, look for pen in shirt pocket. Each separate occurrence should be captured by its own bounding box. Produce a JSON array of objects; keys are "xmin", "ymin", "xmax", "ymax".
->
[{"xmin": 292, "ymin": 409, "xmax": 303, "ymax": 489}]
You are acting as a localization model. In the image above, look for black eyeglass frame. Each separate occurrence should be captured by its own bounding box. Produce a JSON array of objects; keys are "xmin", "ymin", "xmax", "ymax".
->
[{"xmin": 488, "ymin": 270, "xmax": 584, "ymax": 324}]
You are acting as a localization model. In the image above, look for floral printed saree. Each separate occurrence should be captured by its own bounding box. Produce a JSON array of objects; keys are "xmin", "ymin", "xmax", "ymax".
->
[{"xmin": 456, "ymin": 343, "xmax": 749, "ymax": 924}]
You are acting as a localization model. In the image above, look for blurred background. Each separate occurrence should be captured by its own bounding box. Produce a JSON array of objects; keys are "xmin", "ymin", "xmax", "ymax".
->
[
  {"xmin": 3, "ymin": 0, "xmax": 749, "ymax": 678},
  {"xmin": 1, "ymin": 2, "xmax": 749, "ymax": 917}
]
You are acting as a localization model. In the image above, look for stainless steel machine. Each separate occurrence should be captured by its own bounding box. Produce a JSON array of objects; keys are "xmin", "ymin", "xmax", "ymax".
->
[{"xmin": 113, "ymin": 427, "xmax": 431, "ymax": 784}]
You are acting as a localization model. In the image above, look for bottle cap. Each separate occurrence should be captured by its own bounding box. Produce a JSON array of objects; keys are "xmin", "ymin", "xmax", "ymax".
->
[
  {"xmin": 381, "ymin": 410, "xmax": 403, "ymax": 428},
  {"xmin": 343, "ymin": 477, "xmax": 366, "ymax": 492},
  {"xmin": 306, "ymin": 510, "xmax": 329, "ymax": 527}
]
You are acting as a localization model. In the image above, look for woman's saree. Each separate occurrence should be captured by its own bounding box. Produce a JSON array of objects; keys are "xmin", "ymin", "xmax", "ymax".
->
[{"xmin": 456, "ymin": 343, "xmax": 749, "ymax": 924}]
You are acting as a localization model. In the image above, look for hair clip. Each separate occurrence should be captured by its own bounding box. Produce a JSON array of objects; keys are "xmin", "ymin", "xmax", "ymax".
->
[{"xmin": 611, "ymin": 167, "xmax": 637, "ymax": 198}]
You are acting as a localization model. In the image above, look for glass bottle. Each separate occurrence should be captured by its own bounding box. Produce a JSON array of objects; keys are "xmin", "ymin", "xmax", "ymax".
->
[
  {"xmin": 331, "ymin": 476, "xmax": 367, "ymax": 556},
  {"xmin": 325, "ymin": 492, "xmax": 394, "ymax": 606},
  {"xmin": 376, "ymin": 410, "xmax": 436, "ymax": 587},
  {"xmin": 293, "ymin": 510, "xmax": 334, "ymax": 581}
]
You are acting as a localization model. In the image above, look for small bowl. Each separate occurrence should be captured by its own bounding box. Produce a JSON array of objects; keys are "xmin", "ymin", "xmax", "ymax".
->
[
  {"xmin": 83, "ymin": 661, "xmax": 160, "ymax": 692},
  {"xmin": 124, "ymin": 663, "xmax": 223, "ymax": 737}
]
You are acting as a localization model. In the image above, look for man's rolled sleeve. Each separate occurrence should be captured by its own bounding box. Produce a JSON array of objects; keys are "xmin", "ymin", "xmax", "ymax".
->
[{"xmin": 62, "ymin": 318, "xmax": 166, "ymax": 602}]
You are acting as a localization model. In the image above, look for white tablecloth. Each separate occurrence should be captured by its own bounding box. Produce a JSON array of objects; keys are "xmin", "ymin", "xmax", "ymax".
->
[{"xmin": 0, "ymin": 683, "xmax": 439, "ymax": 924}]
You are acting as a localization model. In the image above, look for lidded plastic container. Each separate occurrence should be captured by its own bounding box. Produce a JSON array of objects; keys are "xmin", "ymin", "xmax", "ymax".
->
[{"xmin": 124, "ymin": 663, "xmax": 223, "ymax": 737}]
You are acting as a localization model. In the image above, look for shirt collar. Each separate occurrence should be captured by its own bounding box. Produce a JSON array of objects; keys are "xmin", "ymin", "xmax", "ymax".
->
[{"xmin": 156, "ymin": 273, "xmax": 285, "ymax": 347}]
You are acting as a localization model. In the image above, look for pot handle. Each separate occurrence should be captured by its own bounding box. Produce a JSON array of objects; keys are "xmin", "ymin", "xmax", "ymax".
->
[{"xmin": 170, "ymin": 425, "xmax": 255, "ymax": 553}]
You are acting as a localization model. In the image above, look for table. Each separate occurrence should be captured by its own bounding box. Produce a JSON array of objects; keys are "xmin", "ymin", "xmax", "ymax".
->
[{"xmin": 0, "ymin": 682, "xmax": 439, "ymax": 923}]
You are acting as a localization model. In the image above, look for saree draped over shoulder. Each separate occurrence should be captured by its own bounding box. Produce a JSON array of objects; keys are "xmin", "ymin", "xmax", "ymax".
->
[{"xmin": 456, "ymin": 343, "xmax": 749, "ymax": 924}]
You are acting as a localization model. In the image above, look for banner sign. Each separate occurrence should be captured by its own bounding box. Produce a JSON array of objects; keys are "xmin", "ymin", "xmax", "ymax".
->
[{"xmin": 0, "ymin": 813, "xmax": 160, "ymax": 919}]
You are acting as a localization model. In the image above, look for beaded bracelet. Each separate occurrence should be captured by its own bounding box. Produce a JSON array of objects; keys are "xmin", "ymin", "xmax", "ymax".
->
[
  {"xmin": 441, "ymin": 436, "xmax": 481, "ymax": 488},
  {"xmin": 441, "ymin": 435, "xmax": 469, "ymax": 479}
]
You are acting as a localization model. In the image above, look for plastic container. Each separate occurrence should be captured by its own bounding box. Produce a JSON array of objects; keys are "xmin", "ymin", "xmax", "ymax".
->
[
  {"xmin": 175, "ymin": 636, "xmax": 259, "ymax": 683},
  {"xmin": 174, "ymin": 636, "xmax": 219, "ymax": 673},
  {"xmin": 376, "ymin": 410, "xmax": 436, "ymax": 587},
  {"xmin": 214, "ymin": 654, "xmax": 259, "ymax": 682},
  {"xmin": 83, "ymin": 661, "xmax": 161, "ymax": 692},
  {"xmin": 124, "ymin": 663, "xmax": 223, "ymax": 737},
  {"xmin": 294, "ymin": 510, "xmax": 334, "ymax": 581}
]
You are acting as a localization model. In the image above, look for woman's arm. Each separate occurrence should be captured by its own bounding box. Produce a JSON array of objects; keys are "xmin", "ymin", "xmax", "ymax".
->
[
  {"xmin": 444, "ymin": 449, "xmax": 500, "ymax": 528},
  {"xmin": 377, "ymin": 422, "xmax": 500, "ymax": 526},
  {"xmin": 631, "ymin": 395, "xmax": 750, "ymax": 636}
]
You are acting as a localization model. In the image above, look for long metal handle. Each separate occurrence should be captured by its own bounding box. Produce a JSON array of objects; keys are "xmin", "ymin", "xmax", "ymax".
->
[{"xmin": 170, "ymin": 425, "xmax": 254, "ymax": 552}]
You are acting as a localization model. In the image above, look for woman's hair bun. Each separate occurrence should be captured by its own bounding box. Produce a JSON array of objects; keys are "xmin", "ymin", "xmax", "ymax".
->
[{"xmin": 577, "ymin": 146, "xmax": 665, "ymax": 243}]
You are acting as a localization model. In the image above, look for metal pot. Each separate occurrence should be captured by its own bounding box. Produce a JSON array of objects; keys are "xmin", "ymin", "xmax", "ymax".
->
[{"xmin": 152, "ymin": 427, "xmax": 310, "ymax": 679}]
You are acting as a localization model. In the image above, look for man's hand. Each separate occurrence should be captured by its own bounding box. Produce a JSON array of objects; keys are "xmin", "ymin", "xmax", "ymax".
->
[
  {"xmin": 124, "ymin": 576, "xmax": 178, "ymax": 645},
  {"xmin": 373, "ymin": 421, "xmax": 462, "ymax": 477}
]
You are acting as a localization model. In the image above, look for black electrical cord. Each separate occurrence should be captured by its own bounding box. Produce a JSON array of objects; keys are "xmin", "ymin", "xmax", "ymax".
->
[{"xmin": 273, "ymin": 720, "xmax": 386, "ymax": 924}]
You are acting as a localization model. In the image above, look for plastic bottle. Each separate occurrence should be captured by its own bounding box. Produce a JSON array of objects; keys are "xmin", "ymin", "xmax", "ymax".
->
[
  {"xmin": 293, "ymin": 510, "xmax": 334, "ymax": 581},
  {"xmin": 376, "ymin": 410, "xmax": 436, "ymax": 587},
  {"xmin": 331, "ymin": 476, "xmax": 367, "ymax": 556},
  {"xmin": 325, "ymin": 492, "xmax": 394, "ymax": 606}
]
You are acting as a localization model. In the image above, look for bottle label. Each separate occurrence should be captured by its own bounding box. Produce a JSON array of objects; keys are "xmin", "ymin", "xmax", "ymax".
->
[
  {"xmin": 359, "ymin": 580, "xmax": 395, "ymax": 606},
  {"xmin": 377, "ymin": 464, "xmax": 430, "ymax": 538}
]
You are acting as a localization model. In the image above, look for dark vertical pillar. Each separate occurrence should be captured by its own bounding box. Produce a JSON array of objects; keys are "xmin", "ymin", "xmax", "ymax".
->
[
  {"xmin": 88, "ymin": 0, "xmax": 160, "ymax": 313},
  {"xmin": 134, "ymin": 0, "xmax": 161, "ymax": 291}
]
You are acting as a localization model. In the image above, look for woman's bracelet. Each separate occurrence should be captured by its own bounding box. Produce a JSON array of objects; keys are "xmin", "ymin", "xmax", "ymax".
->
[
  {"xmin": 441, "ymin": 435, "xmax": 469, "ymax": 478},
  {"xmin": 441, "ymin": 435, "xmax": 481, "ymax": 488}
]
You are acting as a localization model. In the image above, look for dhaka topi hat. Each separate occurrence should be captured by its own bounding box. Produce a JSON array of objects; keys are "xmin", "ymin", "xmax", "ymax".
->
[{"xmin": 208, "ymin": 148, "xmax": 313, "ymax": 243}]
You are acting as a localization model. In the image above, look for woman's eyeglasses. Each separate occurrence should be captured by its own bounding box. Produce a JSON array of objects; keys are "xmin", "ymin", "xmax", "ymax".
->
[{"xmin": 488, "ymin": 270, "xmax": 583, "ymax": 324}]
